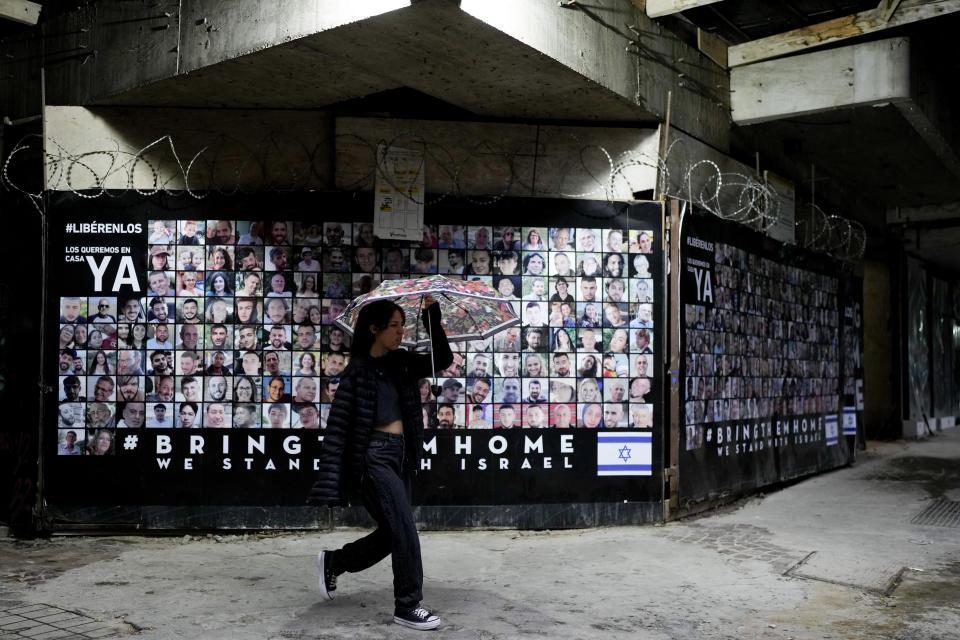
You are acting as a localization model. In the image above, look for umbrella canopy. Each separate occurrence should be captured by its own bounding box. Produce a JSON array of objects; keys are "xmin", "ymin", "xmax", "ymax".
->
[{"xmin": 334, "ymin": 274, "xmax": 520, "ymax": 347}]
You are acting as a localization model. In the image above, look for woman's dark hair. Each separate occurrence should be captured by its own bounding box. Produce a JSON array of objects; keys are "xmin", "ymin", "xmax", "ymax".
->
[
  {"xmin": 299, "ymin": 352, "xmax": 316, "ymax": 368},
  {"xmin": 413, "ymin": 247, "xmax": 434, "ymax": 262},
  {"xmin": 207, "ymin": 271, "xmax": 234, "ymax": 295},
  {"xmin": 87, "ymin": 349, "xmax": 112, "ymax": 375},
  {"xmin": 523, "ymin": 252, "xmax": 545, "ymax": 271},
  {"xmin": 602, "ymin": 252, "xmax": 622, "ymax": 277},
  {"xmin": 551, "ymin": 328, "xmax": 572, "ymax": 351},
  {"xmin": 352, "ymin": 299, "xmax": 406, "ymax": 356},
  {"xmin": 212, "ymin": 247, "xmax": 234, "ymax": 270},
  {"xmin": 235, "ymin": 375, "xmax": 258, "ymax": 402}
]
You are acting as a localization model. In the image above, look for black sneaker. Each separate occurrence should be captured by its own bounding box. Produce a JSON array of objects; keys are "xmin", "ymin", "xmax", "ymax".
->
[
  {"xmin": 316, "ymin": 551, "xmax": 336, "ymax": 601},
  {"xmin": 394, "ymin": 605, "xmax": 441, "ymax": 630}
]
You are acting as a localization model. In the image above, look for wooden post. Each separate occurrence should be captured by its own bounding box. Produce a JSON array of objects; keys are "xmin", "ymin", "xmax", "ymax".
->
[{"xmin": 666, "ymin": 198, "xmax": 682, "ymax": 518}]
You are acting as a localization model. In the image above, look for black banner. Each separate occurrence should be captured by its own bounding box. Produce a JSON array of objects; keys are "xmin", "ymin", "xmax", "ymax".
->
[
  {"xmin": 46, "ymin": 193, "xmax": 664, "ymax": 509},
  {"xmin": 841, "ymin": 277, "xmax": 864, "ymax": 442},
  {"xmin": 679, "ymin": 213, "xmax": 855, "ymax": 502}
]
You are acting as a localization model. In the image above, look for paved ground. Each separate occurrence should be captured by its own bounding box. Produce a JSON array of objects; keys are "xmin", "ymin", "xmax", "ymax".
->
[{"xmin": 2, "ymin": 429, "xmax": 960, "ymax": 639}]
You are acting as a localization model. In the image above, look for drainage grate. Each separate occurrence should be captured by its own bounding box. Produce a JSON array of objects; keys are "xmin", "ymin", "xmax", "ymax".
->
[
  {"xmin": 911, "ymin": 498, "xmax": 960, "ymax": 528},
  {"xmin": 0, "ymin": 603, "xmax": 117, "ymax": 639}
]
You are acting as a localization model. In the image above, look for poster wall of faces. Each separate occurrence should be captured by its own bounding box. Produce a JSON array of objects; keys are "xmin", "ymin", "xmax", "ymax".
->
[
  {"xmin": 55, "ymin": 210, "xmax": 662, "ymax": 458},
  {"xmin": 679, "ymin": 214, "xmax": 856, "ymax": 501}
]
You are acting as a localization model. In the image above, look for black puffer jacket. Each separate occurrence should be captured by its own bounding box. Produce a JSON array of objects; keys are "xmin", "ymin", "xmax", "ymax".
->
[{"xmin": 307, "ymin": 304, "xmax": 452, "ymax": 506}]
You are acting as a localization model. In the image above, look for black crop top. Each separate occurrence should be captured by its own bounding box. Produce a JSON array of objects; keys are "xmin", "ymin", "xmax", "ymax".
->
[{"xmin": 374, "ymin": 367, "xmax": 402, "ymax": 424}]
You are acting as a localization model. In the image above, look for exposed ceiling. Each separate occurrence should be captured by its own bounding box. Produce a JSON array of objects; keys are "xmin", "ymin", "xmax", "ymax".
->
[
  {"xmin": 5, "ymin": 1, "xmax": 960, "ymax": 269},
  {"xmin": 669, "ymin": 1, "xmax": 960, "ymax": 269},
  {"xmin": 80, "ymin": 1, "xmax": 657, "ymax": 124},
  {"xmin": 735, "ymin": 102, "xmax": 960, "ymax": 208},
  {"xmin": 681, "ymin": 0, "xmax": 880, "ymax": 43}
]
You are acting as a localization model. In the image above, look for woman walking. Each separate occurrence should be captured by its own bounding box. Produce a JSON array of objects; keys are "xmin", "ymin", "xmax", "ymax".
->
[{"xmin": 308, "ymin": 294, "xmax": 452, "ymax": 631}]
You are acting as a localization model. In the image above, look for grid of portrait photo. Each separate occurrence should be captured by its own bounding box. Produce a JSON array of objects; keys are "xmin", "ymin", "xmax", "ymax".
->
[
  {"xmin": 682, "ymin": 241, "xmax": 841, "ymax": 451},
  {"xmin": 57, "ymin": 219, "xmax": 659, "ymax": 454}
]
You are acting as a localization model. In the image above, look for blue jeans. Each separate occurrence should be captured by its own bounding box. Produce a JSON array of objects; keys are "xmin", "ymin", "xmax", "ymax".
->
[{"xmin": 334, "ymin": 431, "xmax": 423, "ymax": 611}]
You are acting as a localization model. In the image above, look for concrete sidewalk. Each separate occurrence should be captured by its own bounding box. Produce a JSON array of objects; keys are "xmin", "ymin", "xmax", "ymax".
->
[{"xmin": 2, "ymin": 430, "xmax": 959, "ymax": 640}]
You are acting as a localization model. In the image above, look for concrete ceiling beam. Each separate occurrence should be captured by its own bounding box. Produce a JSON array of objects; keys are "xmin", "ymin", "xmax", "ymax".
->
[
  {"xmin": 730, "ymin": 38, "xmax": 912, "ymax": 125},
  {"xmin": 0, "ymin": 0, "xmax": 40, "ymax": 25},
  {"xmin": 643, "ymin": 0, "xmax": 725, "ymax": 18},
  {"xmin": 888, "ymin": 201, "xmax": 960, "ymax": 225},
  {"xmin": 731, "ymin": 36, "xmax": 960, "ymax": 216},
  {"xmin": 903, "ymin": 225, "xmax": 960, "ymax": 250}
]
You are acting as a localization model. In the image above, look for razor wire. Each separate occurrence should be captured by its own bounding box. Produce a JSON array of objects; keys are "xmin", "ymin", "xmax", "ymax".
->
[
  {"xmin": 2, "ymin": 130, "xmax": 864, "ymax": 261},
  {"xmin": 659, "ymin": 138, "xmax": 865, "ymax": 262}
]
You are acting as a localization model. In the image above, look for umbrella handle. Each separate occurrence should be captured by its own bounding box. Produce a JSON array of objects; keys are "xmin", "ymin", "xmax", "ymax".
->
[{"xmin": 423, "ymin": 299, "xmax": 440, "ymax": 397}]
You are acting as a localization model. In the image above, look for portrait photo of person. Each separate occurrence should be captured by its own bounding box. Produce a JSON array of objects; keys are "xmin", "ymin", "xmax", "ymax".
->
[
  {"xmin": 148, "ymin": 245, "xmax": 172, "ymax": 271},
  {"xmin": 550, "ymin": 227, "xmax": 574, "ymax": 252},
  {"xmin": 631, "ymin": 253, "xmax": 652, "ymax": 278},
  {"xmin": 57, "ymin": 429, "xmax": 84, "ymax": 455},
  {"xmin": 492, "ymin": 226, "xmax": 520, "ymax": 252},
  {"xmin": 322, "ymin": 246, "xmax": 350, "ymax": 273},
  {"xmin": 576, "ymin": 228, "xmax": 598, "ymax": 253},
  {"xmin": 292, "ymin": 402, "xmax": 321, "ymax": 429},
  {"xmin": 630, "ymin": 403, "xmax": 654, "ymax": 429},
  {"xmin": 551, "ymin": 251, "xmax": 574, "ymax": 277},
  {"xmin": 576, "ymin": 252, "xmax": 600, "ymax": 277},
  {"xmin": 468, "ymin": 226, "xmax": 491, "ymax": 250},
  {"xmin": 435, "ymin": 403, "xmax": 463, "ymax": 429},
  {"xmin": 204, "ymin": 402, "xmax": 232, "ymax": 428},
  {"xmin": 116, "ymin": 402, "xmax": 146, "ymax": 429},
  {"xmin": 323, "ymin": 221, "xmax": 350, "ymax": 247},
  {"xmin": 147, "ymin": 271, "xmax": 174, "ymax": 297},
  {"xmin": 549, "ymin": 403, "xmax": 575, "ymax": 428},
  {"xmin": 522, "ymin": 378, "xmax": 547, "ymax": 404},
  {"xmin": 58, "ymin": 402, "xmax": 83, "ymax": 429},
  {"xmin": 577, "ymin": 402, "xmax": 603, "ymax": 429},
  {"xmin": 604, "ymin": 229, "xmax": 625, "ymax": 253},
  {"xmin": 145, "ymin": 402, "xmax": 174, "ymax": 428},
  {"xmin": 465, "ymin": 377, "xmax": 491, "ymax": 405},
  {"xmin": 177, "ymin": 246, "xmax": 203, "ymax": 271},
  {"xmin": 118, "ymin": 297, "xmax": 145, "ymax": 322},
  {"xmin": 178, "ymin": 220, "xmax": 205, "ymax": 245},
  {"xmin": 148, "ymin": 219, "xmax": 175, "ymax": 245},
  {"xmin": 465, "ymin": 249, "xmax": 491, "ymax": 276},
  {"xmin": 86, "ymin": 428, "xmax": 115, "ymax": 455},
  {"xmin": 88, "ymin": 297, "xmax": 117, "ymax": 323},
  {"xmin": 230, "ymin": 402, "xmax": 258, "ymax": 428},
  {"xmin": 353, "ymin": 246, "xmax": 379, "ymax": 274},
  {"xmin": 602, "ymin": 402, "xmax": 626, "ymax": 428},
  {"xmin": 467, "ymin": 404, "xmax": 491, "ymax": 428},
  {"xmin": 494, "ymin": 403, "xmax": 519, "ymax": 429},
  {"xmin": 494, "ymin": 377, "xmax": 521, "ymax": 404},
  {"xmin": 175, "ymin": 402, "xmax": 200, "ymax": 428},
  {"xmin": 177, "ymin": 271, "xmax": 204, "ymax": 297},
  {"xmin": 493, "ymin": 251, "xmax": 520, "ymax": 278},
  {"xmin": 604, "ymin": 378, "xmax": 628, "ymax": 404},
  {"xmin": 235, "ymin": 246, "xmax": 263, "ymax": 271},
  {"xmin": 437, "ymin": 225, "xmax": 465, "ymax": 249},
  {"xmin": 262, "ymin": 402, "xmax": 290, "ymax": 429}
]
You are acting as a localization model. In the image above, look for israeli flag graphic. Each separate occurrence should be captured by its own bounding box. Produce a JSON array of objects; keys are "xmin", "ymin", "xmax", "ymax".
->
[
  {"xmin": 597, "ymin": 432, "xmax": 652, "ymax": 476},
  {"xmin": 842, "ymin": 406, "xmax": 857, "ymax": 435},
  {"xmin": 825, "ymin": 414, "xmax": 838, "ymax": 446}
]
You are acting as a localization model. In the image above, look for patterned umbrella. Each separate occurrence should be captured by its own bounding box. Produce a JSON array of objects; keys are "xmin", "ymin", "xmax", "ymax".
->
[{"xmin": 334, "ymin": 274, "xmax": 520, "ymax": 347}]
